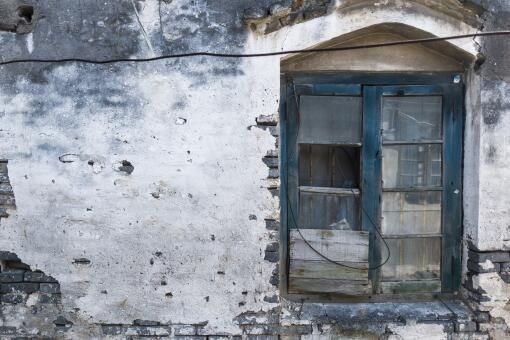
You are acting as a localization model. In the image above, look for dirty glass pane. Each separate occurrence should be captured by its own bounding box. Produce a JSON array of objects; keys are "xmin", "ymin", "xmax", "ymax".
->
[
  {"xmin": 382, "ymin": 144, "xmax": 442, "ymax": 188},
  {"xmin": 382, "ymin": 96, "xmax": 442, "ymax": 142},
  {"xmin": 382, "ymin": 191, "xmax": 441, "ymax": 235},
  {"xmin": 298, "ymin": 96, "xmax": 362, "ymax": 144},
  {"xmin": 298, "ymin": 191, "xmax": 360, "ymax": 231},
  {"xmin": 381, "ymin": 237, "xmax": 441, "ymax": 281},
  {"xmin": 299, "ymin": 145, "xmax": 360, "ymax": 188}
]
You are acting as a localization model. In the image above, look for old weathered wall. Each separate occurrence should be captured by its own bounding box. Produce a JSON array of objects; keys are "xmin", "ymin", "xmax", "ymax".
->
[{"xmin": 0, "ymin": 0, "xmax": 508, "ymax": 339}]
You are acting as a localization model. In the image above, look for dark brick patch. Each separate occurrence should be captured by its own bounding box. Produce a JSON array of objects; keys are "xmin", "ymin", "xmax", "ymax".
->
[{"xmin": 0, "ymin": 283, "xmax": 39, "ymax": 294}]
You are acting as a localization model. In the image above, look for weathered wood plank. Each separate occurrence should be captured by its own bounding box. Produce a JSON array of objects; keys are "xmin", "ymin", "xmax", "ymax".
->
[
  {"xmin": 299, "ymin": 186, "xmax": 360, "ymax": 196},
  {"xmin": 289, "ymin": 229, "xmax": 369, "ymax": 262},
  {"xmin": 289, "ymin": 260, "xmax": 368, "ymax": 282},
  {"xmin": 288, "ymin": 278, "xmax": 371, "ymax": 295}
]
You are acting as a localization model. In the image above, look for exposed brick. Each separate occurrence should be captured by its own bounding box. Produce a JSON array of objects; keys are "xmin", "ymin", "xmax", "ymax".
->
[
  {"xmin": 270, "ymin": 266, "xmax": 279, "ymax": 287},
  {"xmin": 264, "ymin": 19, "xmax": 282, "ymax": 34},
  {"xmin": 235, "ymin": 309, "xmax": 280, "ymax": 325},
  {"xmin": 246, "ymin": 336, "xmax": 279, "ymax": 340},
  {"xmin": 39, "ymin": 283, "xmax": 60, "ymax": 294},
  {"xmin": 133, "ymin": 319, "xmax": 161, "ymax": 326},
  {"xmin": 0, "ymin": 193, "xmax": 16, "ymax": 206},
  {"xmin": 264, "ymin": 251, "xmax": 279, "ymax": 263},
  {"xmin": 0, "ymin": 207, "xmax": 8, "ymax": 217},
  {"xmin": 265, "ymin": 242, "xmax": 279, "ymax": 252},
  {"xmin": 0, "ymin": 272, "xmax": 24, "ymax": 283},
  {"xmin": 468, "ymin": 250, "xmax": 510, "ymax": 263},
  {"xmin": 303, "ymin": 5, "xmax": 328, "ymax": 20},
  {"xmin": 268, "ymin": 188, "xmax": 279, "ymax": 198},
  {"xmin": 266, "ymin": 150, "xmax": 278, "ymax": 158},
  {"xmin": 474, "ymin": 311, "xmax": 491, "ymax": 323},
  {"xmin": 263, "ymin": 157, "xmax": 279, "ymax": 169},
  {"xmin": 174, "ymin": 324, "xmax": 196, "ymax": 336},
  {"xmin": 1, "ymin": 293, "xmax": 26, "ymax": 304},
  {"xmin": 451, "ymin": 333, "xmax": 490, "ymax": 340},
  {"xmin": 256, "ymin": 114, "xmax": 278, "ymax": 126},
  {"xmin": 243, "ymin": 324, "xmax": 312, "ymax": 336},
  {"xmin": 125, "ymin": 326, "xmax": 169, "ymax": 337},
  {"xmin": 265, "ymin": 219, "xmax": 279, "ymax": 231},
  {"xmin": 0, "ymin": 251, "xmax": 20, "ymax": 261},
  {"xmin": 500, "ymin": 262, "xmax": 510, "ymax": 272},
  {"xmin": 454, "ymin": 321, "xmax": 477, "ymax": 332},
  {"xmin": 102, "ymin": 325, "xmax": 127, "ymax": 335},
  {"xmin": 0, "ymin": 182, "xmax": 13, "ymax": 194},
  {"xmin": 467, "ymin": 260, "xmax": 500, "ymax": 273},
  {"xmin": 0, "ymin": 326, "xmax": 17, "ymax": 335},
  {"xmin": 24, "ymin": 271, "xmax": 58, "ymax": 283},
  {"xmin": 268, "ymin": 169, "xmax": 279, "ymax": 179},
  {"xmin": 38, "ymin": 293, "xmax": 62, "ymax": 304},
  {"xmin": 0, "ymin": 282, "xmax": 39, "ymax": 294}
]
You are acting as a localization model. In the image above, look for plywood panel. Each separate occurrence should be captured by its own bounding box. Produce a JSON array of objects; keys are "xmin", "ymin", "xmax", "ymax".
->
[
  {"xmin": 289, "ymin": 229, "xmax": 368, "ymax": 262},
  {"xmin": 289, "ymin": 278, "xmax": 371, "ymax": 295},
  {"xmin": 288, "ymin": 229, "xmax": 370, "ymax": 295},
  {"xmin": 289, "ymin": 260, "xmax": 368, "ymax": 281}
]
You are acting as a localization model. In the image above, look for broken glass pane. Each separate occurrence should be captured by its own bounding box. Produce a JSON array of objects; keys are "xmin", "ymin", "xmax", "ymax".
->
[
  {"xmin": 382, "ymin": 96, "xmax": 442, "ymax": 142},
  {"xmin": 299, "ymin": 145, "xmax": 360, "ymax": 188}
]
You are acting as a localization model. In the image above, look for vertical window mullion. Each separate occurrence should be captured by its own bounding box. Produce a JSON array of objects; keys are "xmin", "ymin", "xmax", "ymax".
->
[{"xmin": 361, "ymin": 86, "xmax": 383, "ymax": 294}]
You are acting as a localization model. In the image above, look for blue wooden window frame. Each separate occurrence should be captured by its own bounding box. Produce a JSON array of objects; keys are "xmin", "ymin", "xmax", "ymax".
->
[{"xmin": 280, "ymin": 73, "xmax": 463, "ymax": 300}]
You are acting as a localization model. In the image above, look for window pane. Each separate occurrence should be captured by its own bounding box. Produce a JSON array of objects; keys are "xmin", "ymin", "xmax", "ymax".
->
[
  {"xmin": 382, "ymin": 191, "xmax": 441, "ymax": 235},
  {"xmin": 299, "ymin": 191, "xmax": 360, "ymax": 230},
  {"xmin": 382, "ymin": 144, "xmax": 442, "ymax": 188},
  {"xmin": 299, "ymin": 145, "xmax": 360, "ymax": 188},
  {"xmin": 298, "ymin": 96, "xmax": 362, "ymax": 144},
  {"xmin": 382, "ymin": 96, "xmax": 442, "ymax": 142},
  {"xmin": 381, "ymin": 237, "xmax": 441, "ymax": 281}
]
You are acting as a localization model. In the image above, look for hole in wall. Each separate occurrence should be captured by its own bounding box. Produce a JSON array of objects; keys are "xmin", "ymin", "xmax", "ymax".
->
[{"xmin": 17, "ymin": 5, "xmax": 34, "ymax": 24}]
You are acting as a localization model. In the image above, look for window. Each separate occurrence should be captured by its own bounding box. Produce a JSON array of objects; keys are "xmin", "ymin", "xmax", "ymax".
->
[{"xmin": 280, "ymin": 74, "xmax": 463, "ymax": 299}]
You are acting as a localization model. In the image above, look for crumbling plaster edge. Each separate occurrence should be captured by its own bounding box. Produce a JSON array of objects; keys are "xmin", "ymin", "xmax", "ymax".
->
[{"xmin": 244, "ymin": 3, "xmax": 481, "ymax": 63}]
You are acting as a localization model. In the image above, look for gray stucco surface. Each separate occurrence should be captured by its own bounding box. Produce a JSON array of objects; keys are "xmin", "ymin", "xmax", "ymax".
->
[{"xmin": 0, "ymin": 0, "xmax": 509, "ymax": 339}]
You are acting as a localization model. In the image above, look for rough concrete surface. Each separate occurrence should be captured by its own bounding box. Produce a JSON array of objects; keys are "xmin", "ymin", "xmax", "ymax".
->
[{"xmin": 0, "ymin": 0, "xmax": 508, "ymax": 338}]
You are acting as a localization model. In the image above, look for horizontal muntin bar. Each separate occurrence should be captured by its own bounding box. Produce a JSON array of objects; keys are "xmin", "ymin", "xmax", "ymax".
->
[{"xmin": 299, "ymin": 186, "xmax": 360, "ymax": 196}]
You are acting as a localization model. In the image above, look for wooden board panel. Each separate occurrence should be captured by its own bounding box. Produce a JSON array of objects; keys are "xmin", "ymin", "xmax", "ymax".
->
[
  {"xmin": 289, "ymin": 229, "xmax": 368, "ymax": 262},
  {"xmin": 288, "ymin": 278, "xmax": 371, "ymax": 296},
  {"xmin": 289, "ymin": 260, "xmax": 368, "ymax": 282}
]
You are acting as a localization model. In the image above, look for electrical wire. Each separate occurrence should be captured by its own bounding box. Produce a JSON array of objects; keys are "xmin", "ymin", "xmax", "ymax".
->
[
  {"xmin": 0, "ymin": 31, "xmax": 509, "ymax": 66},
  {"xmin": 288, "ymin": 83, "xmax": 390, "ymax": 271}
]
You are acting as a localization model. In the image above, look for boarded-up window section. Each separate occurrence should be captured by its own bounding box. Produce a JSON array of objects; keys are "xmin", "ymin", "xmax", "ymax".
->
[
  {"xmin": 298, "ymin": 145, "xmax": 360, "ymax": 230},
  {"xmin": 289, "ymin": 94, "xmax": 368, "ymax": 295},
  {"xmin": 288, "ymin": 229, "xmax": 370, "ymax": 295}
]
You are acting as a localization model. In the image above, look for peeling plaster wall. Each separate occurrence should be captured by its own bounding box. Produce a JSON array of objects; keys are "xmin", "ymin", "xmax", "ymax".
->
[{"xmin": 0, "ymin": 0, "xmax": 508, "ymax": 339}]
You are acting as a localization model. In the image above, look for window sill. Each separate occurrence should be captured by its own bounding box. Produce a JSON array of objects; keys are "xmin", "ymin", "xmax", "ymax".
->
[{"xmin": 280, "ymin": 297, "xmax": 473, "ymax": 326}]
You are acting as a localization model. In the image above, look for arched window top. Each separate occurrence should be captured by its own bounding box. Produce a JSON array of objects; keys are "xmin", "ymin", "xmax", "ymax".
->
[{"xmin": 281, "ymin": 23, "xmax": 477, "ymax": 73}]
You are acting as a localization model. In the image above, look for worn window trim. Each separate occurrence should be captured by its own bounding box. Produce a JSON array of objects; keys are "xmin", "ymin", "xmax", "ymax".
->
[{"xmin": 279, "ymin": 73, "xmax": 463, "ymax": 302}]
